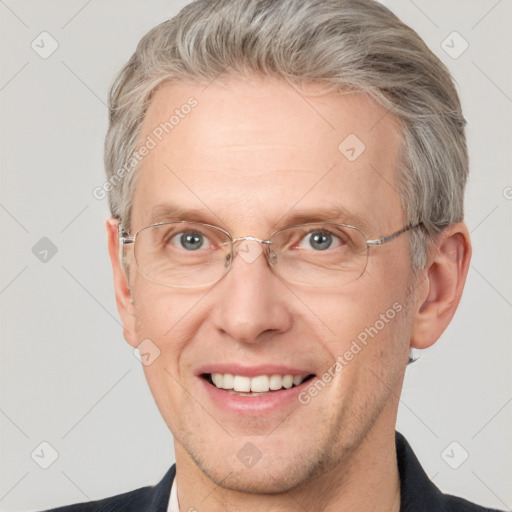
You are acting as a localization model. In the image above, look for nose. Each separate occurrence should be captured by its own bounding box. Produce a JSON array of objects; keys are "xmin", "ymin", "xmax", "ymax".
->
[{"xmin": 210, "ymin": 240, "xmax": 293, "ymax": 344}]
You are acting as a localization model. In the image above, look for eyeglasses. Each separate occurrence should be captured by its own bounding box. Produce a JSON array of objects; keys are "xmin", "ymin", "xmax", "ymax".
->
[{"xmin": 119, "ymin": 221, "xmax": 422, "ymax": 288}]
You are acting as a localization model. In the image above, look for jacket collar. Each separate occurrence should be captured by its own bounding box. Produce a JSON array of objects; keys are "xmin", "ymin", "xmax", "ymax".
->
[
  {"xmin": 395, "ymin": 432, "xmax": 445, "ymax": 511},
  {"xmin": 154, "ymin": 433, "xmax": 446, "ymax": 511}
]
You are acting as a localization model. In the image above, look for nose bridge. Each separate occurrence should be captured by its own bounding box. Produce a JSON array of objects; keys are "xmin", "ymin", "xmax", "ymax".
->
[
  {"xmin": 212, "ymin": 237, "xmax": 291, "ymax": 343},
  {"xmin": 231, "ymin": 235, "xmax": 271, "ymax": 245},
  {"xmin": 230, "ymin": 237, "xmax": 273, "ymax": 269}
]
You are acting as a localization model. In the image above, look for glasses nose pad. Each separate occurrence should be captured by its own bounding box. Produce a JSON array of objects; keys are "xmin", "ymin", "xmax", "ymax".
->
[
  {"xmin": 224, "ymin": 251, "xmax": 233, "ymax": 269},
  {"xmin": 267, "ymin": 247, "xmax": 278, "ymax": 267}
]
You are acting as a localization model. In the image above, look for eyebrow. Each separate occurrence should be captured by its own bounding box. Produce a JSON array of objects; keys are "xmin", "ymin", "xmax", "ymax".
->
[
  {"xmin": 277, "ymin": 205, "xmax": 374, "ymax": 233},
  {"xmin": 145, "ymin": 203, "xmax": 374, "ymax": 234},
  {"xmin": 146, "ymin": 204, "xmax": 225, "ymax": 227}
]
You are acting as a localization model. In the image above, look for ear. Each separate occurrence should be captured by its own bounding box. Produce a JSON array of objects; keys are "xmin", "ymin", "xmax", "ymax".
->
[
  {"xmin": 410, "ymin": 222, "xmax": 471, "ymax": 350},
  {"xmin": 106, "ymin": 217, "xmax": 138, "ymax": 348}
]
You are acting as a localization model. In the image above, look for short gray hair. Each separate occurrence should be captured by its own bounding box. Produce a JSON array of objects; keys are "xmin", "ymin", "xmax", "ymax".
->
[{"xmin": 105, "ymin": 0, "xmax": 468, "ymax": 269}]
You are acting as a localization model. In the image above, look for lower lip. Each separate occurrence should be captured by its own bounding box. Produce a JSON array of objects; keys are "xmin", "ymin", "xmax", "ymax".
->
[{"xmin": 200, "ymin": 377, "xmax": 313, "ymax": 414}]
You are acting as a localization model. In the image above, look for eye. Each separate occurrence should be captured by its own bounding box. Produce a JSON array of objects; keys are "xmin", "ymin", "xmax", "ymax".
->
[
  {"xmin": 298, "ymin": 230, "xmax": 343, "ymax": 251},
  {"xmin": 170, "ymin": 231, "xmax": 209, "ymax": 251}
]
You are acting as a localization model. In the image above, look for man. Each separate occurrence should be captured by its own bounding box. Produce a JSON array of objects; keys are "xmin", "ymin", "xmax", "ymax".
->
[{"xmin": 45, "ymin": 0, "xmax": 503, "ymax": 510}]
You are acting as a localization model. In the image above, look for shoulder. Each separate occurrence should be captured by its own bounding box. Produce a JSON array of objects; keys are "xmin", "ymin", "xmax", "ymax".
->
[
  {"xmin": 42, "ymin": 486, "xmax": 153, "ymax": 512},
  {"xmin": 442, "ymin": 493, "xmax": 503, "ymax": 512},
  {"xmin": 395, "ymin": 433, "xmax": 503, "ymax": 512},
  {"xmin": 41, "ymin": 465, "xmax": 175, "ymax": 512}
]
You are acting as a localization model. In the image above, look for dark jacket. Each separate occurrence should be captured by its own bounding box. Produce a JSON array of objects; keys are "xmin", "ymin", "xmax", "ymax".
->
[{"xmin": 44, "ymin": 432, "xmax": 503, "ymax": 511}]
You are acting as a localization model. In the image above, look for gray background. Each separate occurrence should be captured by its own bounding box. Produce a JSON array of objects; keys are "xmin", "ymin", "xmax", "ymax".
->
[{"xmin": 0, "ymin": 0, "xmax": 511, "ymax": 510}]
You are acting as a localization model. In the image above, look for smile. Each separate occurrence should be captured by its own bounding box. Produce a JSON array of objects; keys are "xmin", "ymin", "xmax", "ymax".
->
[{"xmin": 203, "ymin": 373, "xmax": 314, "ymax": 394}]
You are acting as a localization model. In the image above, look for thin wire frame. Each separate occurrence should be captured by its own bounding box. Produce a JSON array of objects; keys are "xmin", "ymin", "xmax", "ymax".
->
[{"xmin": 119, "ymin": 221, "xmax": 423, "ymax": 288}]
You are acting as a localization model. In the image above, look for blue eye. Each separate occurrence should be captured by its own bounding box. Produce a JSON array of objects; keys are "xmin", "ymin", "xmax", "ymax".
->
[
  {"xmin": 298, "ymin": 230, "xmax": 342, "ymax": 251},
  {"xmin": 309, "ymin": 232, "xmax": 332, "ymax": 250},
  {"xmin": 172, "ymin": 231, "xmax": 207, "ymax": 250}
]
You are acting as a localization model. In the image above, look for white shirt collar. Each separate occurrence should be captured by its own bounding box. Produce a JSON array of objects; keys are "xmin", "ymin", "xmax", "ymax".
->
[{"xmin": 167, "ymin": 477, "xmax": 180, "ymax": 512}]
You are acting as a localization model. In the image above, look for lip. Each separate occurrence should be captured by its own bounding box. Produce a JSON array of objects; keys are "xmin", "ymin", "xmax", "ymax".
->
[
  {"xmin": 200, "ymin": 377, "xmax": 314, "ymax": 414},
  {"xmin": 195, "ymin": 363, "xmax": 311, "ymax": 378},
  {"xmin": 196, "ymin": 364, "xmax": 315, "ymax": 414}
]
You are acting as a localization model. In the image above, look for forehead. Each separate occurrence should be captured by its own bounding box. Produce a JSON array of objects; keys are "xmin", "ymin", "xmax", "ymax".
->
[{"xmin": 132, "ymin": 76, "xmax": 405, "ymax": 235}]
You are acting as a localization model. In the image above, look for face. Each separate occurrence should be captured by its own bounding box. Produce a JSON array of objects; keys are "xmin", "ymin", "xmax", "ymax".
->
[{"xmin": 119, "ymin": 77, "xmax": 416, "ymax": 492}]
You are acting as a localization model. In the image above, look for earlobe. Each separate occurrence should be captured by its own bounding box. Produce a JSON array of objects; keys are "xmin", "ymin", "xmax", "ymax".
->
[
  {"xmin": 106, "ymin": 217, "xmax": 138, "ymax": 347},
  {"xmin": 410, "ymin": 223, "xmax": 471, "ymax": 350}
]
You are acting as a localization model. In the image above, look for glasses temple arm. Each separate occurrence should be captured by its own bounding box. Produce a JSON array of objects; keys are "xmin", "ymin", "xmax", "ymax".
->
[
  {"xmin": 366, "ymin": 222, "xmax": 423, "ymax": 247},
  {"xmin": 117, "ymin": 224, "xmax": 136, "ymax": 268}
]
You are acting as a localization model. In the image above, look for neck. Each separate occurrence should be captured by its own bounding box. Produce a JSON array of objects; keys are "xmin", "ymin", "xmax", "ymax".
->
[{"xmin": 174, "ymin": 411, "xmax": 401, "ymax": 512}]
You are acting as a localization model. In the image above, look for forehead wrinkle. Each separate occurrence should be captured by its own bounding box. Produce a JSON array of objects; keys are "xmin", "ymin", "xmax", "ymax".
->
[{"xmin": 164, "ymin": 164, "xmax": 328, "ymax": 179}]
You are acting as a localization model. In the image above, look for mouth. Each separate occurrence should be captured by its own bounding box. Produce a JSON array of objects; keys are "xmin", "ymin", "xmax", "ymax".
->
[{"xmin": 201, "ymin": 372, "xmax": 315, "ymax": 396}]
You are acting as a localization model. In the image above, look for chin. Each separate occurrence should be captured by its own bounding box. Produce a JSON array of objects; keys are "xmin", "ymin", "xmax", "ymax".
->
[
  {"xmin": 197, "ymin": 454, "xmax": 321, "ymax": 494},
  {"xmin": 181, "ymin": 429, "xmax": 345, "ymax": 496}
]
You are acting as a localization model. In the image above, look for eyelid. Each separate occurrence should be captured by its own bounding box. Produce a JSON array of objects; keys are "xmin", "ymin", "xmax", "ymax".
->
[
  {"xmin": 298, "ymin": 228, "xmax": 342, "ymax": 249},
  {"xmin": 171, "ymin": 230, "xmax": 206, "ymax": 245},
  {"xmin": 272, "ymin": 225, "xmax": 340, "ymax": 249},
  {"xmin": 169, "ymin": 225, "xmax": 232, "ymax": 251}
]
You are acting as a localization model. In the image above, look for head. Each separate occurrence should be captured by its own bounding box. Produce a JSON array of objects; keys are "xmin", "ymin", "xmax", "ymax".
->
[{"xmin": 105, "ymin": 0, "xmax": 471, "ymax": 496}]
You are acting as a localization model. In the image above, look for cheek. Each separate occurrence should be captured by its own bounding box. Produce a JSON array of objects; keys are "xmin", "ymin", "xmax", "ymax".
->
[
  {"xmin": 130, "ymin": 278, "xmax": 221, "ymax": 367},
  {"xmin": 309, "ymin": 284, "xmax": 407, "ymax": 342},
  {"xmin": 130, "ymin": 283, "xmax": 210, "ymax": 397},
  {"xmin": 299, "ymin": 269, "xmax": 412, "ymax": 379},
  {"xmin": 131, "ymin": 277, "xmax": 201, "ymax": 340},
  {"xmin": 131, "ymin": 286, "xmax": 207, "ymax": 424}
]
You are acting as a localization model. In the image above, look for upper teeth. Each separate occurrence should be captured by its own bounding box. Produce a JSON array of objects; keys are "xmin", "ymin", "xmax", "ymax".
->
[{"xmin": 210, "ymin": 373, "xmax": 307, "ymax": 393}]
